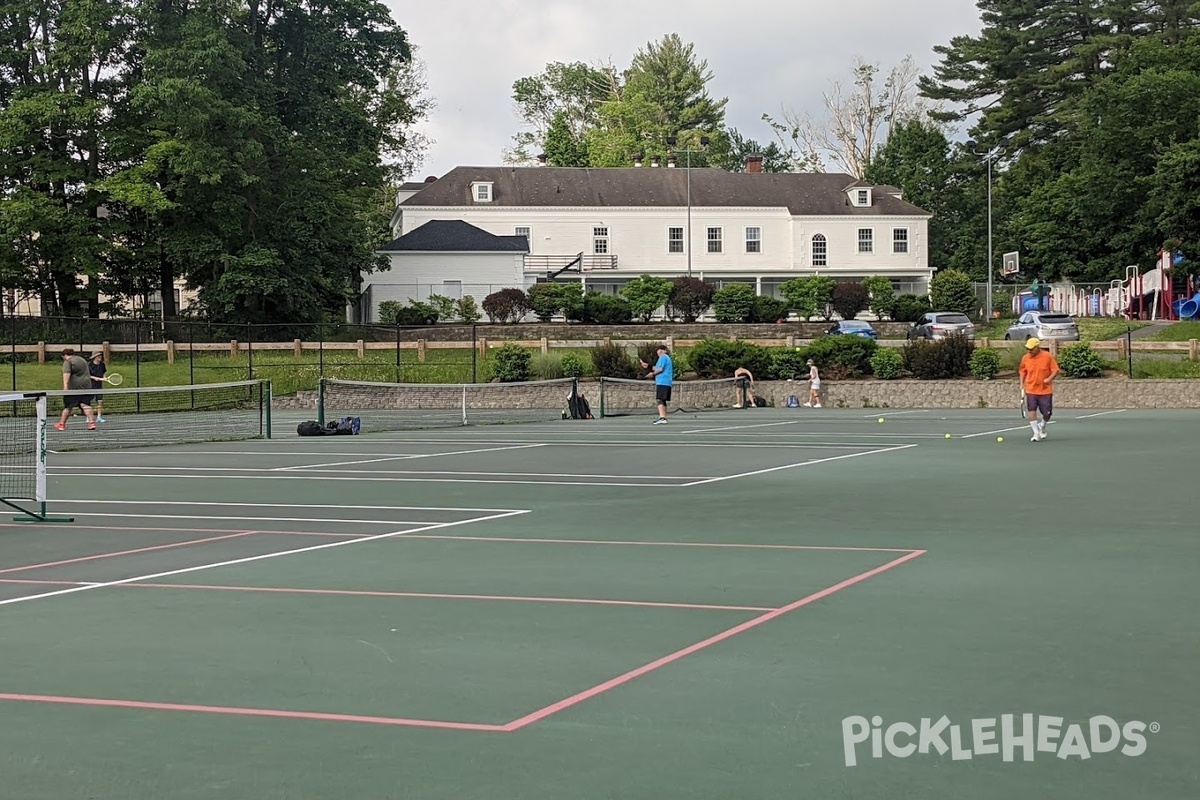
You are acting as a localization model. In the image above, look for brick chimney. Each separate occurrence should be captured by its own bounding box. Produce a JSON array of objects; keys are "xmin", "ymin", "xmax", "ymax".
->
[{"xmin": 745, "ymin": 154, "xmax": 764, "ymax": 173}]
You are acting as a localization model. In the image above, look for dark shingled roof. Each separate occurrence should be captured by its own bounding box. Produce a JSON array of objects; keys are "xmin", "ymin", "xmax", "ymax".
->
[
  {"xmin": 378, "ymin": 220, "xmax": 529, "ymax": 253},
  {"xmin": 400, "ymin": 167, "xmax": 930, "ymax": 217}
]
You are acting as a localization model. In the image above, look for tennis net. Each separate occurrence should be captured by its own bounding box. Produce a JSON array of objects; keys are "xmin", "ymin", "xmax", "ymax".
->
[
  {"xmin": 318, "ymin": 377, "xmax": 579, "ymax": 432},
  {"xmin": 5, "ymin": 379, "xmax": 272, "ymax": 452},
  {"xmin": 598, "ymin": 376, "xmax": 748, "ymax": 417},
  {"xmin": 0, "ymin": 392, "xmax": 48, "ymax": 508}
]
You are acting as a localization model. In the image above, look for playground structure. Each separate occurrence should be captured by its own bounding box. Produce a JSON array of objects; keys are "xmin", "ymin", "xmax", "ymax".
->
[{"xmin": 1012, "ymin": 250, "xmax": 1197, "ymax": 320}]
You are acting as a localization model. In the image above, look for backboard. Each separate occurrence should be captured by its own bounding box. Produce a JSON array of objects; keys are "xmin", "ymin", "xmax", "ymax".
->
[{"xmin": 1002, "ymin": 251, "xmax": 1020, "ymax": 276}]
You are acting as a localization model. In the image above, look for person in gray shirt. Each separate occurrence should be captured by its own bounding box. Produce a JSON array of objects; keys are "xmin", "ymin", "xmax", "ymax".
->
[{"xmin": 56, "ymin": 348, "xmax": 97, "ymax": 431}]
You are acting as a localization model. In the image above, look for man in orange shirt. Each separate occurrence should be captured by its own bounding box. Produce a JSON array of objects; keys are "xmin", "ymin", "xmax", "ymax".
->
[{"xmin": 1019, "ymin": 338, "xmax": 1059, "ymax": 441}]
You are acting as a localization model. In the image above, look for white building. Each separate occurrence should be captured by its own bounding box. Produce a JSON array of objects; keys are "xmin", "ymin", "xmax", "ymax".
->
[{"xmin": 359, "ymin": 158, "xmax": 934, "ymax": 322}]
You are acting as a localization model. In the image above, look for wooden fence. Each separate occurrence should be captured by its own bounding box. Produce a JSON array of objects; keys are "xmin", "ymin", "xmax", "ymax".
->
[{"xmin": 13, "ymin": 335, "xmax": 1200, "ymax": 364}]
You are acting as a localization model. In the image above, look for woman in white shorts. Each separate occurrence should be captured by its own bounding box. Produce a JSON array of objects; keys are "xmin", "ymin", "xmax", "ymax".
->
[{"xmin": 804, "ymin": 359, "xmax": 822, "ymax": 408}]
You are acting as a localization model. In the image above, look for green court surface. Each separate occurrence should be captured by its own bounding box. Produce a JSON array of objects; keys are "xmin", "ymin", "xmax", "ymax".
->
[{"xmin": 1, "ymin": 407, "xmax": 1197, "ymax": 799}]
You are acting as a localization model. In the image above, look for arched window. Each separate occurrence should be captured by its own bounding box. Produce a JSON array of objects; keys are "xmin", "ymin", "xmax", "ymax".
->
[{"xmin": 812, "ymin": 234, "xmax": 827, "ymax": 267}]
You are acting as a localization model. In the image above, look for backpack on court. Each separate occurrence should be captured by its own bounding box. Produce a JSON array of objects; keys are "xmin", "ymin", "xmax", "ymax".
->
[
  {"xmin": 786, "ymin": 395, "xmax": 800, "ymax": 408},
  {"xmin": 296, "ymin": 420, "xmax": 323, "ymax": 436},
  {"xmin": 566, "ymin": 388, "xmax": 593, "ymax": 420},
  {"xmin": 753, "ymin": 395, "xmax": 768, "ymax": 408}
]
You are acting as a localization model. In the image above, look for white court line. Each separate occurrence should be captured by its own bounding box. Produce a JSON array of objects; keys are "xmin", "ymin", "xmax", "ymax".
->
[
  {"xmin": 273, "ymin": 444, "xmax": 546, "ymax": 471},
  {"xmin": 47, "ymin": 472, "xmax": 686, "ymax": 487},
  {"xmin": 682, "ymin": 420, "xmax": 806, "ymax": 434},
  {"xmin": 960, "ymin": 422, "xmax": 1057, "ymax": 439},
  {"xmin": 861, "ymin": 410, "xmax": 927, "ymax": 418},
  {"xmin": 680, "ymin": 444, "xmax": 918, "ymax": 486},
  {"xmin": 50, "ymin": 466, "xmax": 715, "ymax": 481},
  {"xmin": 0, "ymin": 510, "xmax": 529, "ymax": 608},
  {"xmin": 1074, "ymin": 410, "xmax": 1126, "ymax": 419},
  {"xmin": 63, "ymin": 513, "xmax": 432, "ymax": 526},
  {"xmin": 49, "ymin": 500, "xmax": 522, "ymax": 513}
]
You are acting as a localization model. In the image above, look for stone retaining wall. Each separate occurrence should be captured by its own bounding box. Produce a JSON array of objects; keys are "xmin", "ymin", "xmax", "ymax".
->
[
  {"xmin": 272, "ymin": 377, "xmax": 1199, "ymax": 412},
  {"xmin": 753, "ymin": 378, "xmax": 1200, "ymax": 409}
]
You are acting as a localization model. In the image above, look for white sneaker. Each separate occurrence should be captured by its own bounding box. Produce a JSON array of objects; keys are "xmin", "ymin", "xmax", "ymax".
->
[
  {"xmin": 803, "ymin": 402, "xmax": 812, "ymax": 407},
  {"xmin": 653, "ymin": 418, "xmax": 667, "ymax": 425},
  {"xmin": 1037, "ymin": 429, "xmax": 1047, "ymax": 440},
  {"xmin": 813, "ymin": 403, "xmax": 822, "ymax": 408}
]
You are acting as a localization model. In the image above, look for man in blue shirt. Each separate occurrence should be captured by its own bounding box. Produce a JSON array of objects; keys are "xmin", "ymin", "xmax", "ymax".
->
[{"xmin": 646, "ymin": 345, "xmax": 673, "ymax": 424}]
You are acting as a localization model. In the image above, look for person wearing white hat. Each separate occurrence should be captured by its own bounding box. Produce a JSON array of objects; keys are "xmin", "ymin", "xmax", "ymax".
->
[{"xmin": 1018, "ymin": 337, "xmax": 1059, "ymax": 441}]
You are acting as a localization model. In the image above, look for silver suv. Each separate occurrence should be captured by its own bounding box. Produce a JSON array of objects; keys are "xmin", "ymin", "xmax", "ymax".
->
[
  {"xmin": 907, "ymin": 312, "xmax": 976, "ymax": 340},
  {"xmin": 1005, "ymin": 311, "xmax": 1080, "ymax": 342}
]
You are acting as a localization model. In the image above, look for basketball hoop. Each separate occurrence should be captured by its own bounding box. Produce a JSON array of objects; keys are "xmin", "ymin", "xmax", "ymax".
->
[{"xmin": 1002, "ymin": 251, "xmax": 1020, "ymax": 276}]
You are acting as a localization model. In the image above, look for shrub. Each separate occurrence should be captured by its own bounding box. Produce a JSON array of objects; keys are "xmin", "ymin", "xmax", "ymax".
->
[
  {"xmin": 527, "ymin": 283, "xmax": 566, "ymax": 322},
  {"xmin": 969, "ymin": 348, "xmax": 1002, "ymax": 380},
  {"xmin": 893, "ymin": 294, "xmax": 931, "ymax": 323},
  {"xmin": 929, "ymin": 269, "xmax": 977, "ymax": 316},
  {"xmin": 870, "ymin": 348, "xmax": 904, "ymax": 379},
  {"xmin": 530, "ymin": 352, "xmax": 565, "ymax": 380},
  {"xmin": 580, "ymin": 293, "xmax": 632, "ymax": 324},
  {"xmin": 687, "ymin": 338, "xmax": 772, "ymax": 378},
  {"xmin": 711, "ymin": 284, "xmax": 757, "ymax": 322},
  {"xmin": 666, "ymin": 276, "xmax": 717, "ymax": 322},
  {"xmin": 750, "ymin": 294, "xmax": 790, "ymax": 323},
  {"xmin": 1058, "ymin": 342, "xmax": 1104, "ymax": 378},
  {"xmin": 457, "ymin": 296, "xmax": 482, "ymax": 324},
  {"xmin": 803, "ymin": 335, "xmax": 879, "ymax": 379},
  {"xmin": 560, "ymin": 352, "xmax": 588, "ymax": 378},
  {"xmin": 377, "ymin": 300, "xmax": 438, "ymax": 326},
  {"xmin": 831, "ymin": 282, "xmax": 870, "ymax": 320},
  {"xmin": 768, "ymin": 348, "xmax": 808, "ymax": 380},
  {"xmin": 482, "ymin": 288, "xmax": 530, "ymax": 324},
  {"xmin": 426, "ymin": 294, "xmax": 457, "ymax": 322},
  {"xmin": 590, "ymin": 342, "xmax": 639, "ymax": 378},
  {"xmin": 620, "ymin": 275, "xmax": 673, "ymax": 321},
  {"xmin": 863, "ymin": 276, "xmax": 897, "ymax": 320},
  {"xmin": 902, "ymin": 333, "xmax": 974, "ymax": 379},
  {"xmin": 491, "ymin": 343, "xmax": 532, "ymax": 382},
  {"xmin": 780, "ymin": 275, "xmax": 837, "ymax": 320}
]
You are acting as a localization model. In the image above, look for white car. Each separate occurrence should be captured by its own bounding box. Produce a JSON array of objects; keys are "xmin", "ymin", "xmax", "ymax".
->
[{"xmin": 1005, "ymin": 311, "xmax": 1081, "ymax": 342}]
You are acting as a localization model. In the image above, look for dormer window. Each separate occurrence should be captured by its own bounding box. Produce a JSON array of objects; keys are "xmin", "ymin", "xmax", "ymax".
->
[
  {"xmin": 855, "ymin": 188, "xmax": 871, "ymax": 207},
  {"xmin": 472, "ymin": 181, "xmax": 493, "ymax": 202}
]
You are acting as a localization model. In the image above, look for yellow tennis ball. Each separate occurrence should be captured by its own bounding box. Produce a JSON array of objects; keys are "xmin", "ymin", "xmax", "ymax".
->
[
  {"xmin": 945, "ymin": 433, "xmax": 952, "ymax": 439},
  {"xmin": 877, "ymin": 417, "xmax": 885, "ymax": 423},
  {"xmin": 997, "ymin": 436, "xmax": 1004, "ymax": 443}
]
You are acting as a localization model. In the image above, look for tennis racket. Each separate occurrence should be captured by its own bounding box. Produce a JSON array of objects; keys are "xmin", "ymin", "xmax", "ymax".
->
[
  {"xmin": 100, "ymin": 373, "xmax": 122, "ymax": 385},
  {"xmin": 1018, "ymin": 388, "xmax": 1026, "ymax": 418}
]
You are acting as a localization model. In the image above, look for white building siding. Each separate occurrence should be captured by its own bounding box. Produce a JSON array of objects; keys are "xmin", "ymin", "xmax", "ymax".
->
[{"xmin": 364, "ymin": 252, "xmax": 524, "ymax": 321}]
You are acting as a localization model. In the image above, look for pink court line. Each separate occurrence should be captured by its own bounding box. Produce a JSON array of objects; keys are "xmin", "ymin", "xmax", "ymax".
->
[
  {"xmin": 402, "ymin": 534, "xmax": 916, "ymax": 554},
  {"xmin": 0, "ymin": 693, "xmax": 506, "ymax": 732},
  {"xmin": 0, "ymin": 523, "xmax": 369, "ymax": 539},
  {"xmin": 501, "ymin": 549, "xmax": 927, "ymax": 731},
  {"xmin": 0, "ymin": 531, "xmax": 261, "ymax": 575},
  {"xmin": 0, "ymin": 578, "xmax": 774, "ymax": 612}
]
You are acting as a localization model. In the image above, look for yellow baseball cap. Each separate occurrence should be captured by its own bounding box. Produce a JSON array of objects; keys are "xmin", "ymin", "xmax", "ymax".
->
[{"xmin": 1025, "ymin": 337, "xmax": 1041, "ymax": 350}]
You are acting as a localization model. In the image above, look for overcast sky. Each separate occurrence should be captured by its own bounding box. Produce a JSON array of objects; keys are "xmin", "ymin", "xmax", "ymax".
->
[{"xmin": 382, "ymin": 0, "xmax": 986, "ymax": 179}]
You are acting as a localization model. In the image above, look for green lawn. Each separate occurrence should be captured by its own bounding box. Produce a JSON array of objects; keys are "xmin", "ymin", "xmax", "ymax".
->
[{"xmin": 1141, "ymin": 321, "xmax": 1200, "ymax": 341}]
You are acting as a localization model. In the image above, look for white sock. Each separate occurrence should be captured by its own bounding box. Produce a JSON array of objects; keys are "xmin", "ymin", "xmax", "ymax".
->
[
  {"xmin": 1030, "ymin": 421, "xmax": 1040, "ymax": 435},
  {"xmin": 1038, "ymin": 420, "xmax": 1046, "ymax": 431}
]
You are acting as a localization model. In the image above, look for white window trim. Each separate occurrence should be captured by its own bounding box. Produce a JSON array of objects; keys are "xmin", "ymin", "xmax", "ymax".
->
[
  {"xmin": 811, "ymin": 233, "xmax": 827, "ymax": 267},
  {"xmin": 854, "ymin": 188, "xmax": 872, "ymax": 207},
  {"xmin": 593, "ymin": 226, "xmax": 609, "ymax": 255},
  {"xmin": 706, "ymin": 226, "xmax": 723, "ymax": 254},
  {"xmin": 667, "ymin": 226, "xmax": 684, "ymax": 254},
  {"xmin": 471, "ymin": 182, "xmax": 493, "ymax": 202},
  {"xmin": 745, "ymin": 226, "xmax": 761, "ymax": 254},
  {"xmin": 892, "ymin": 227, "xmax": 909, "ymax": 254},
  {"xmin": 858, "ymin": 228, "xmax": 874, "ymax": 254}
]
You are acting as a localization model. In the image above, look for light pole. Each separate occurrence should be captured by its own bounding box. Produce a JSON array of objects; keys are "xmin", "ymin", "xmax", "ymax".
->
[
  {"xmin": 666, "ymin": 135, "xmax": 709, "ymax": 278},
  {"xmin": 967, "ymin": 140, "xmax": 996, "ymax": 320}
]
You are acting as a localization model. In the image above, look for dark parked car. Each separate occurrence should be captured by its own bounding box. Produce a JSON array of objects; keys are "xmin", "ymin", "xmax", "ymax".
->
[
  {"xmin": 827, "ymin": 320, "xmax": 878, "ymax": 339},
  {"xmin": 907, "ymin": 312, "xmax": 976, "ymax": 340}
]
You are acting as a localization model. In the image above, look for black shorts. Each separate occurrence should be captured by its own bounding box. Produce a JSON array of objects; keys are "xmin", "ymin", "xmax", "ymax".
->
[
  {"xmin": 64, "ymin": 393, "xmax": 93, "ymax": 409},
  {"xmin": 1025, "ymin": 392, "xmax": 1053, "ymax": 417},
  {"xmin": 655, "ymin": 384, "xmax": 672, "ymax": 403}
]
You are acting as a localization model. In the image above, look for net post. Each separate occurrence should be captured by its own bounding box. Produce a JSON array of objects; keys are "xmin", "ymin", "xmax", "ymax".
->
[
  {"xmin": 461, "ymin": 384, "xmax": 468, "ymax": 426},
  {"xmin": 599, "ymin": 378, "xmax": 607, "ymax": 419},
  {"xmin": 8, "ymin": 394, "xmax": 73, "ymax": 522},
  {"xmin": 316, "ymin": 379, "xmax": 326, "ymax": 425},
  {"xmin": 263, "ymin": 379, "xmax": 272, "ymax": 439}
]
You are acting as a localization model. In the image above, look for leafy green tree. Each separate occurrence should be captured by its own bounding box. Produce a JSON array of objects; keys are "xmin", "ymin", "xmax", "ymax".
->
[
  {"xmin": 544, "ymin": 110, "xmax": 589, "ymax": 167},
  {"xmin": 711, "ymin": 284, "xmax": 756, "ymax": 322},
  {"xmin": 929, "ymin": 269, "xmax": 978, "ymax": 315},
  {"xmin": 780, "ymin": 276, "xmax": 836, "ymax": 320},
  {"xmin": 505, "ymin": 61, "xmax": 613, "ymax": 164},
  {"xmin": 620, "ymin": 274, "xmax": 673, "ymax": 321},
  {"xmin": 862, "ymin": 276, "xmax": 897, "ymax": 319}
]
